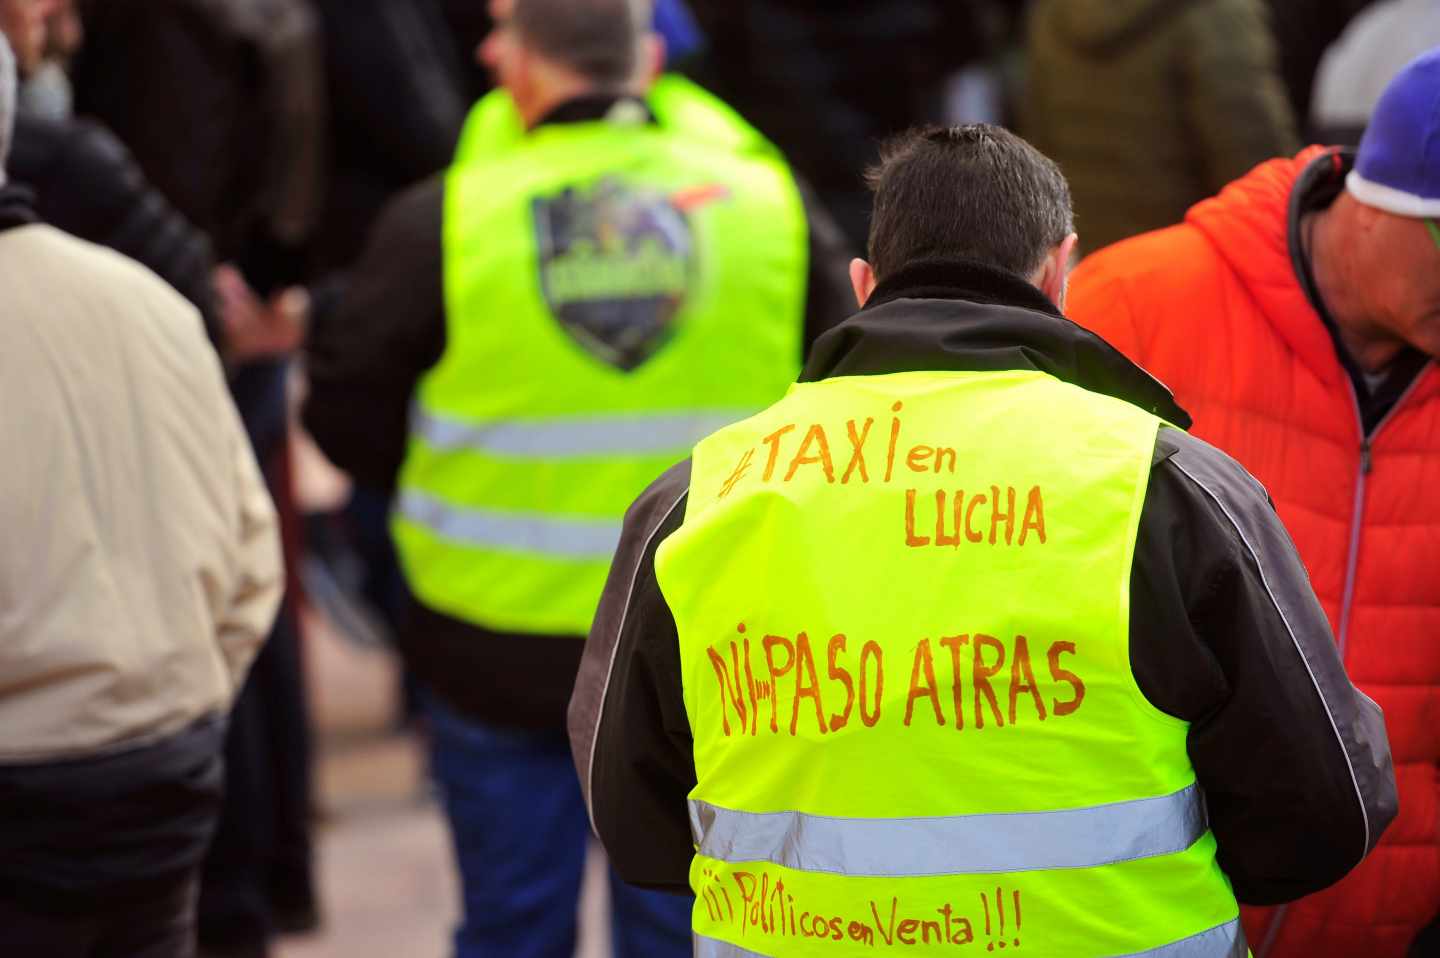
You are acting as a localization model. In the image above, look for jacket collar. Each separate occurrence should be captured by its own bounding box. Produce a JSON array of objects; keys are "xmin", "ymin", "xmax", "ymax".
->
[
  {"xmin": 803, "ymin": 258, "xmax": 1192, "ymax": 428},
  {"xmin": 533, "ymin": 94, "xmax": 653, "ymax": 129}
]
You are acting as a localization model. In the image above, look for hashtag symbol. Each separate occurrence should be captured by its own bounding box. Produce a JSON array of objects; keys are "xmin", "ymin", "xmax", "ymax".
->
[{"xmin": 719, "ymin": 449, "xmax": 755, "ymax": 499}]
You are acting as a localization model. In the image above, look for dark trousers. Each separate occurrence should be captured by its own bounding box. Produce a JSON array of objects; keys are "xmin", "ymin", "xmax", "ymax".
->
[
  {"xmin": 424, "ymin": 694, "xmax": 694, "ymax": 958},
  {"xmin": 0, "ymin": 872, "xmax": 200, "ymax": 958},
  {"xmin": 197, "ymin": 597, "xmax": 315, "ymax": 951}
]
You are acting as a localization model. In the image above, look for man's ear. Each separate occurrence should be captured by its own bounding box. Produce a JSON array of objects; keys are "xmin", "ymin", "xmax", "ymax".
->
[
  {"xmin": 639, "ymin": 34, "xmax": 666, "ymax": 88},
  {"xmin": 1037, "ymin": 233, "xmax": 1079, "ymax": 309},
  {"xmin": 849, "ymin": 258, "xmax": 877, "ymax": 308}
]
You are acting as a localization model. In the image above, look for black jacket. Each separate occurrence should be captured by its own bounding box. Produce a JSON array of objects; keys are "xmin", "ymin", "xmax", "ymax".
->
[
  {"xmin": 309, "ymin": 0, "xmax": 468, "ymax": 273},
  {"xmin": 569, "ymin": 259, "xmax": 1397, "ymax": 907},
  {"xmin": 73, "ymin": 0, "xmax": 326, "ymax": 288},
  {"xmin": 686, "ymin": 0, "xmax": 998, "ymax": 246},
  {"xmin": 303, "ymin": 96, "xmax": 856, "ymax": 731},
  {"xmin": 9, "ymin": 112, "xmax": 222, "ymax": 343}
]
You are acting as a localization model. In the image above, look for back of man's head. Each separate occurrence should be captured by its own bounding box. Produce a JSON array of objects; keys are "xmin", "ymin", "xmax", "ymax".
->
[
  {"xmin": 0, "ymin": 34, "xmax": 13, "ymax": 186},
  {"xmin": 513, "ymin": 0, "xmax": 653, "ymax": 88},
  {"xmin": 865, "ymin": 125, "xmax": 1075, "ymax": 283}
]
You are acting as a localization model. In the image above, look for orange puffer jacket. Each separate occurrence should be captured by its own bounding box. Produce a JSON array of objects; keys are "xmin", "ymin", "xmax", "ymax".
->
[{"xmin": 1068, "ymin": 148, "xmax": 1439, "ymax": 958}]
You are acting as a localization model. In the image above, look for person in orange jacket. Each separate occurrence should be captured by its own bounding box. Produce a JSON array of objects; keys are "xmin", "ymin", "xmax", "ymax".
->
[{"xmin": 1066, "ymin": 50, "xmax": 1440, "ymax": 958}]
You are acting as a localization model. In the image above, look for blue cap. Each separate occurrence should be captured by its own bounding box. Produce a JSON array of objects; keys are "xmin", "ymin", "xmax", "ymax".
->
[
  {"xmin": 654, "ymin": 0, "xmax": 704, "ymax": 65},
  {"xmin": 1348, "ymin": 47, "xmax": 1440, "ymax": 217}
]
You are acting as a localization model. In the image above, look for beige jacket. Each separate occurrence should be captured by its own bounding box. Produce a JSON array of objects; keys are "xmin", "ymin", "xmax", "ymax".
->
[{"xmin": 0, "ymin": 224, "xmax": 283, "ymax": 763}]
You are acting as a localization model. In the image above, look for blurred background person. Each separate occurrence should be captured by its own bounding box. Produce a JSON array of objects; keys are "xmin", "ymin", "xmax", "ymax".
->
[
  {"xmin": 0, "ymin": 0, "xmax": 237, "ymax": 350},
  {"xmin": 685, "ymin": 0, "xmax": 1009, "ymax": 247},
  {"xmin": 300, "ymin": 0, "xmax": 472, "ymax": 729},
  {"xmin": 307, "ymin": 0, "xmax": 468, "ymax": 277},
  {"xmin": 0, "ymin": 33, "xmax": 284, "ymax": 956},
  {"xmin": 67, "ymin": 2, "xmax": 328, "ymax": 955},
  {"xmin": 1310, "ymin": 0, "xmax": 1440, "ymax": 144},
  {"xmin": 301, "ymin": 0, "xmax": 852, "ymax": 953},
  {"xmin": 70, "ymin": 0, "xmax": 324, "ymax": 291},
  {"xmin": 11, "ymin": 0, "xmax": 72, "ymax": 117},
  {"xmin": 651, "ymin": 0, "xmax": 705, "ymax": 68},
  {"xmin": 1067, "ymin": 49, "xmax": 1440, "ymax": 958},
  {"xmin": 442, "ymin": 0, "xmax": 497, "ymax": 101},
  {"xmin": 0, "ymin": 12, "xmax": 323, "ymax": 945},
  {"xmin": 1022, "ymin": 0, "xmax": 1299, "ymax": 254},
  {"xmin": 1264, "ymin": 0, "xmax": 1377, "ymax": 124}
]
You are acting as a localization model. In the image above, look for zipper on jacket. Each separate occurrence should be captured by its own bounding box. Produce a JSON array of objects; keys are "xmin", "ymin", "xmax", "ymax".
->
[
  {"xmin": 1259, "ymin": 367, "xmax": 1430, "ymax": 958},
  {"xmin": 1257, "ymin": 905, "xmax": 1289, "ymax": 958},
  {"xmin": 1336, "ymin": 370, "xmax": 1428, "ymax": 658}
]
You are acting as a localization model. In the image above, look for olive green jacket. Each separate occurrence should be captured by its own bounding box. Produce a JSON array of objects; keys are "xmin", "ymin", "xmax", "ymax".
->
[{"xmin": 1023, "ymin": 0, "xmax": 1299, "ymax": 254}]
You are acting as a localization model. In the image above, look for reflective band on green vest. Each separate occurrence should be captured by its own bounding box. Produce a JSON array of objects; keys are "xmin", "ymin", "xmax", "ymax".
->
[
  {"xmin": 394, "ymin": 80, "xmax": 806, "ymax": 636},
  {"xmin": 397, "ymin": 490, "xmax": 621, "ymax": 559},
  {"xmin": 658, "ymin": 370, "xmax": 1246, "ymax": 957},
  {"xmin": 694, "ymin": 920, "xmax": 1248, "ymax": 958},
  {"xmin": 690, "ymin": 782, "xmax": 1206, "ymax": 877},
  {"xmin": 412, "ymin": 408, "xmax": 757, "ymax": 459}
]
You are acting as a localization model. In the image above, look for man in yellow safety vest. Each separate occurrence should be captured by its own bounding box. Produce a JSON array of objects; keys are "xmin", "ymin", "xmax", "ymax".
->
[{"xmin": 569, "ymin": 124, "xmax": 1397, "ymax": 957}]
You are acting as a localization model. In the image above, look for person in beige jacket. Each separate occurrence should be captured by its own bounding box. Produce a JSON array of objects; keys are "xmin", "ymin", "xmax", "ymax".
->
[{"xmin": 0, "ymin": 34, "xmax": 284, "ymax": 958}]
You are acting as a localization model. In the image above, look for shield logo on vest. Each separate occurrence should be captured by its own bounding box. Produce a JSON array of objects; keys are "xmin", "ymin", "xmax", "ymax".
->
[{"xmin": 533, "ymin": 176, "xmax": 706, "ymax": 372}]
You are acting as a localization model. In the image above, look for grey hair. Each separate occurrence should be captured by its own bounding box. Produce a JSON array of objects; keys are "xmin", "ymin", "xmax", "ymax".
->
[
  {"xmin": 512, "ymin": 0, "xmax": 654, "ymax": 88},
  {"xmin": 0, "ymin": 34, "xmax": 13, "ymax": 186}
]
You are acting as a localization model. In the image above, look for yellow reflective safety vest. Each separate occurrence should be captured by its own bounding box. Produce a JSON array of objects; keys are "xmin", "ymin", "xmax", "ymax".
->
[
  {"xmin": 655, "ymin": 370, "xmax": 1248, "ymax": 957},
  {"xmin": 451, "ymin": 74, "xmax": 776, "ymax": 170},
  {"xmin": 392, "ymin": 85, "xmax": 807, "ymax": 636}
]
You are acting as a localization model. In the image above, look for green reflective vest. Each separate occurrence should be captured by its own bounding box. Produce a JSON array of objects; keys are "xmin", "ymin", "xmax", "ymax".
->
[
  {"xmin": 392, "ymin": 83, "xmax": 807, "ymax": 636},
  {"xmin": 451, "ymin": 74, "xmax": 779, "ymax": 170},
  {"xmin": 656, "ymin": 370, "xmax": 1247, "ymax": 957}
]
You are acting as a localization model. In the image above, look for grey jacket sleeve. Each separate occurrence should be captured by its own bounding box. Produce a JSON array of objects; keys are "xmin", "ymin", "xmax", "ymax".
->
[
  {"xmin": 570, "ymin": 459, "xmax": 696, "ymax": 891},
  {"xmin": 1136, "ymin": 428, "xmax": 1396, "ymax": 904}
]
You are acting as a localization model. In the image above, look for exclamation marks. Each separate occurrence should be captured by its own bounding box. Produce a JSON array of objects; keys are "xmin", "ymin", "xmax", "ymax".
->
[{"xmin": 983, "ymin": 889, "xmax": 1022, "ymax": 950}]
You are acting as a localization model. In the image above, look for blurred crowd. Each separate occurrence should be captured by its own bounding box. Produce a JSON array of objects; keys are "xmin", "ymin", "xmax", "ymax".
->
[{"xmin": 0, "ymin": 0, "xmax": 1436, "ymax": 957}]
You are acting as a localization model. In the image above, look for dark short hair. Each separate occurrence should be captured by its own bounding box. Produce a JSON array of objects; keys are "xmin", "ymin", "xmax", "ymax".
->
[
  {"xmin": 513, "ymin": 0, "xmax": 651, "ymax": 88},
  {"xmin": 865, "ymin": 125, "xmax": 1075, "ymax": 281}
]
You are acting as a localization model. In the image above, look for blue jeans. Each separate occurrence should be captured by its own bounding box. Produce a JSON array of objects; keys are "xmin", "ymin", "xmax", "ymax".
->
[{"xmin": 425, "ymin": 696, "xmax": 694, "ymax": 958}]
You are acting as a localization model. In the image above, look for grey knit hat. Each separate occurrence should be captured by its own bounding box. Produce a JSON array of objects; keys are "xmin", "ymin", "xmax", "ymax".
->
[{"xmin": 0, "ymin": 34, "xmax": 14, "ymax": 186}]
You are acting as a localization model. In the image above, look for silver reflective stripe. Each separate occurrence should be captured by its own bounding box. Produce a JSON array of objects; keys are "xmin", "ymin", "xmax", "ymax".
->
[
  {"xmin": 1117, "ymin": 918, "xmax": 1247, "ymax": 958},
  {"xmin": 690, "ymin": 783, "xmax": 1206, "ymax": 878},
  {"xmin": 694, "ymin": 919, "xmax": 1245, "ymax": 958},
  {"xmin": 694, "ymin": 936, "xmax": 767, "ymax": 958},
  {"xmin": 413, "ymin": 409, "xmax": 754, "ymax": 458},
  {"xmin": 397, "ymin": 490, "xmax": 621, "ymax": 559}
]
